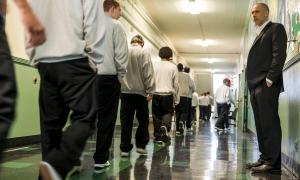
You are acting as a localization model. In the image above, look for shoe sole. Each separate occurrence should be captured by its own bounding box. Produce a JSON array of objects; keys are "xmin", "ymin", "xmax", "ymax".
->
[
  {"xmin": 154, "ymin": 140, "xmax": 166, "ymax": 146},
  {"xmin": 251, "ymin": 169, "xmax": 281, "ymax": 174},
  {"xmin": 137, "ymin": 152, "xmax": 148, "ymax": 155},
  {"xmin": 136, "ymin": 150, "xmax": 148, "ymax": 155},
  {"xmin": 94, "ymin": 166, "xmax": 109, "ymax": 174}
]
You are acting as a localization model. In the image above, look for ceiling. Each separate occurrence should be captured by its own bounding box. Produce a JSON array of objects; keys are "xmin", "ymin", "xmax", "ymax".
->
[{"xmin": 138, "ymin": 0, "xmax": 250, "ymax": 74}]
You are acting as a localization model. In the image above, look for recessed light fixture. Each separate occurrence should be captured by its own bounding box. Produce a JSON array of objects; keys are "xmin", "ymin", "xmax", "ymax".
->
[
  {"xmin": 193, "ymin": 39, "xmax": 212, "ymax": 47},
  {"xmin": 208, "ymin": 58, "xmax": 214, "ymax": 64},
  {"xmin": 180, "ymin": 0, "xmax": 202, "ymax": 15}
]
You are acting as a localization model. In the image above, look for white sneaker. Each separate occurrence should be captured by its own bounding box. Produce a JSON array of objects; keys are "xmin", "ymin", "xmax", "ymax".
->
[
  {"xmin": 94, "ymin": 161, "xmax": 110, "ymax": 168},
  {"xmin": 136, "ymin": 148, "xmax": 148, "ymax": 155},
  {"xmin": 94, "ymin": 161, "xmax": 110, "ymax": 173},
  {"xmin": 40, "ymin": 161, "xmax": 62, "ymax": 180},
  {"xmin": 68, "ymin": 157, "xmax": 84, "ymax": 176},
  {"xmin": 214, "ymin": 127, "xmax": 224, "ymax": 131},
  {"xmin": 120, "ymin": 151, "xmax": 130, "ymax": 157}
]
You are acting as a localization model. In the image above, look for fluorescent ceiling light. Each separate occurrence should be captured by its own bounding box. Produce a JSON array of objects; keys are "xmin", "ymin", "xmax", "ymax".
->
[
  {"xmin": 208, "ymin": 58, "xmax": 214, "ymax": 64},
  {"xmin": 180, "ymin": 0, "xmax": 203, "ymax": 14},
  {"xmin": 193, "ymin": 39, "xmax": 216, "ymax": 47}
]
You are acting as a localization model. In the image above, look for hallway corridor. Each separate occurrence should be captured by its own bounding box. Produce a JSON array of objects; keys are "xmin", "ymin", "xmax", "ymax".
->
[{"xmin": 0, "ymin": 120, "xmax": 295, "ymax": 179}]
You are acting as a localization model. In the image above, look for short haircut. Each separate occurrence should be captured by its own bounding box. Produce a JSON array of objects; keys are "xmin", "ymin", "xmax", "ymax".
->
[
  {"xmin": 159, "ymin": 46, "xmax": 173, "ymax": 59},
  {"xmin": 255, "ymin": 3, "xmax": 269, "ymax": 13},
  {"xmin": 131, "ymin": 35, "xmax": 144, "ymax": 45},
  {"xmin": 223, "ymin": 78, "xmax": 230, "ymax": 84},
  {"xmin": 177, "ymin": 63, "xmax": 184, "ymax": 71},
  {"xmin": 103, "ymin": 0, "xmax": 120, "ymax": 12},
  {"xmin": 184, "ymin": 67, "xmax": 190, "ymax": 73}
]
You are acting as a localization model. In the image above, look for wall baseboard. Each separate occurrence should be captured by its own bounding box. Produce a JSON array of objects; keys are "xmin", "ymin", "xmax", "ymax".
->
[
  {"xmin": 247, "ymin": 128, "xmax": 299, "ymax": 178},
  {"xmin": 5, "ymin": 135, "xmax": 40, "ymax": 149},
  {"xmin": 282, "ymin": 153, "xmax": 300, "ymax": 178},
  {"xmin": 5, "ymin": 123, "xmax": 142, "ymax": 148}
]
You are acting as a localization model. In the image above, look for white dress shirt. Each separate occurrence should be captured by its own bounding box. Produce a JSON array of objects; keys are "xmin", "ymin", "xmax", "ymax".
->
[
  {"xmin": 255, "ymin": 20, "xmax": 273, "ymax": 85},
  {"xmin": 215, "ymin": 84, "xmax": 235, "ymax": 105}
]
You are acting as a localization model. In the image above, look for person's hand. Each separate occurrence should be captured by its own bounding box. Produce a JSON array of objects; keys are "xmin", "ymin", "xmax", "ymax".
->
[
  {"xmin": 266, "ymin": 81, "xmax": 272, "ymax": 87},
  {"xmin": 146, "ymin": 95, "xmax": 152, "ymax": 102},
  {"xmin": 21, "ymin": 8, "xmax": 46, "ymax": 47}
]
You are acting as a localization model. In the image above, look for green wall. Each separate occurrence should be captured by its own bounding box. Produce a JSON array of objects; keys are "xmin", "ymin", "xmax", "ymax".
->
[{"xmin": 8, "ymin": 63, "xmax": 40, "ymax": 138}]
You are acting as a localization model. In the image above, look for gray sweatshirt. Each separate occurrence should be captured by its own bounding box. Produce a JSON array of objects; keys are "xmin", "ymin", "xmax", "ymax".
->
[
  {"xmin": 178, "ymin": 72, "xmax": 195, "ymax": 97},
  {"xmin": 121, "ymin": 44, "xmax": 155, "ymax": 97},
  {"xmin": 97, "ymin": 15, "xmax": 128, "ymax": 80},
  {"xmin": 187, "ymin": 74, "xmax": 196, "ymax": 98},
  {"xmin": 26, "ymin": 0, "xmax": 105, "ymax": 66}
]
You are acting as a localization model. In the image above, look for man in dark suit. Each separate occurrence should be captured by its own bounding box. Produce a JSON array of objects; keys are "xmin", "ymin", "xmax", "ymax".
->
[{"xmin": 246, "ymin": 3, "xmax": 287, "ymax": 173}]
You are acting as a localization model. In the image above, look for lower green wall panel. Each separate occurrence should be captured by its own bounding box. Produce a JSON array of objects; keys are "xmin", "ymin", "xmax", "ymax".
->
[{"xmin": 8, "ymin": 63, "xmax": 40, "ymax": 138}]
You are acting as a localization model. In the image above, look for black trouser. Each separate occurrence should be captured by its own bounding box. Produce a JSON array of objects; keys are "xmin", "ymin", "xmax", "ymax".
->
[
  {"xmin": 175, "ymin": 96, "xmax": 189, "ymax": 131},
  {"xmin": 203, "ymin": 105, "xmax": 209, "ymax": 121},
  {"xmin": 215, "ymin": 103, "xmax": 229, "ymax": 129},
  {"xmin": 191, "ymin": 106, "xmax": 196, "ymax": 123},
  {"xmin": 120, "ymin": 94, "xmax": 149, "ymax": 152},
  {"xmin": 38, "ymin": 59, "xmax": 97, "ymax": 178},
  {"xmin": 207, "ymin": 105, "xmax": 212, "ymax": 120},
  {"xmin": 0, "ymin": 15, "xmax": 17, "ymax": 160},
  {"xmin": 186, "ymin": 98, "xmax": 192, "ymax": 128},
  {"xmin": 250, "ymin": 81, "xmax": 282, "ymax": 168},
  {"xmin": 93, "ymin": 75, "xmax": 120, "ymax": 164},
  {"xmin": 199, "ymin": 105, "xmax": 205, "ymax": 120},
  {"xmin": 152, "ymin": 94, "xmax": 174, "ymax": 138}
]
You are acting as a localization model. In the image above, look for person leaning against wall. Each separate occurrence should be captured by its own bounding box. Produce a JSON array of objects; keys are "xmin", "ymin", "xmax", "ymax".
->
[
  {"xmin": 246, "ymin": 3, "xmax": 287, "ymax": 174},
  {"xmin": 0, "ymin": 0, "xmax": 45, "ymax": 161},
  {"xmin": 93, "ymin": 0, "xmax": 128, "ymax": 174}
]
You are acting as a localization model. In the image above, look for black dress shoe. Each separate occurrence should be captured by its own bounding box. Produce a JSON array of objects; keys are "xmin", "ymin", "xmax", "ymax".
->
[
  {"xmin": 251, "ymin": 164, "xmax": 281, "ymax": 174},
  {"xmin": 251, "ymin": 171, "xmax": 281, "ymax": 180},
  {"xmin": 246, "ymin": 161, "xmax": 264, "ymax": 169}
]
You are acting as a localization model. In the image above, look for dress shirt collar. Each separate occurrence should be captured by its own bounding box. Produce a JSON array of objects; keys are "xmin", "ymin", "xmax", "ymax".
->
[{"xmin": 255, "ymin": 20, "xmax": 271, "ymax": 36}]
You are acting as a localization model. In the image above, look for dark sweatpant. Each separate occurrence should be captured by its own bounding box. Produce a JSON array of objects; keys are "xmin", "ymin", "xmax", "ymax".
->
[
  {"xmin": 152, "ymin": 94, "xmax": 174, "ymax": 138},
  {"xmin": 215, "ymin": 103, "xmax": 229, "ymax": 129},
  {"xmin": 186, "ymin": 98, "xmax": 192, "ymax": 128},
  {"xmin": 38, "ymin": 58, "xmax": 97, "ymax": 178},
  {"xmin": 175, "ymin": 96, "xmax": 189, "ymax": 131},
  {"xmin": 120, "ymin": 93, "xmax": 149, "ymax": 152},
  {"xmin": 93, "ymin": 75, "xmax": 120, "ymax": 164},
  {"xmin": 0, "ymin": 15, "xmax": 17, "ymax": 160}
]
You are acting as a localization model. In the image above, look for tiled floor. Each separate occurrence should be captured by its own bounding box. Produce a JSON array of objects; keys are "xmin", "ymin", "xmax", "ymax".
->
[{"xmin": 0, "ymin": 120, "xmax": 297, "ymax": 180}]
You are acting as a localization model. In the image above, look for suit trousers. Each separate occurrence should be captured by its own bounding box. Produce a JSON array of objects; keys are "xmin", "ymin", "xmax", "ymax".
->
[
  {"xmin": 38, "ymin": 59, "xmax": 97, "ymax": 178},
  {"xmin": 93, "ymin": 75, "xmax": 120, "ymax": 164},
  {"xmin": 0, "ymin": 15, "xmax": 17, "ymax": 160},
  {"xmin": 120, "ymin": 93, "xmax": 150, "ymax": 152},
  {"xmin": 249, "ymin": 81, "xmax": 282, "ymax": 168}
]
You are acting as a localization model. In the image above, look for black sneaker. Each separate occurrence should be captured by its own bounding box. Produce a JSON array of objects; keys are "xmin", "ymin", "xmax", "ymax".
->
[
  {"xmin": 154, "ymin": 137, "xmax": 164, "ymax": 145},
  {"xmin": 160, "ymin": 126, "xmax": 171, "ymax": 144},
  {"xmin": 178, "ymin": 122, "xmax": 184, "ymax": 135}
]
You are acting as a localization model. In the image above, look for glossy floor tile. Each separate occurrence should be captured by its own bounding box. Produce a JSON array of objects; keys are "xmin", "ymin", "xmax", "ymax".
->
[{"xmin": 0, "ymin": 119, "xmax": 297, "ymax": 180}]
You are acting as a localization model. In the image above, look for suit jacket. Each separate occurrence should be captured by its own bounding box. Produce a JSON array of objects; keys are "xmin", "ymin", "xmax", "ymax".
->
[{"xmin": 247, "ymin": 22, "xmax": 287, "ymax": 90}]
